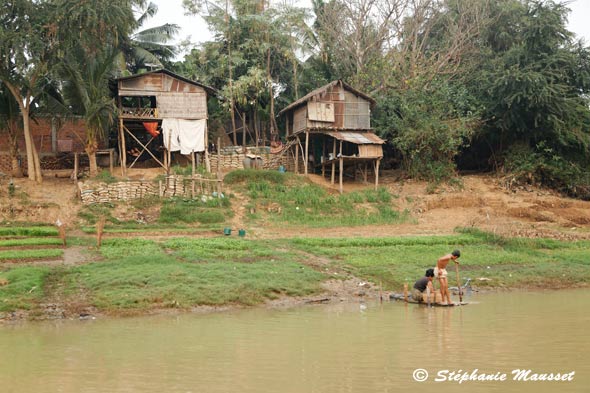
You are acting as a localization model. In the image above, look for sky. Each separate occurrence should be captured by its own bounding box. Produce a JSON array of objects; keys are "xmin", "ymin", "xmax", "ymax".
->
[{"xmin": 142, "ymin": 0, "xmax": 590, "ymax": 61}]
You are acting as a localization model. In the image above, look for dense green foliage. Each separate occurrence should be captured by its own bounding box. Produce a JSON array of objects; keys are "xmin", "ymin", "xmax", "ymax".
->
[{"xmin": 2, "ymin": 0, "xmax": 590, "ymax": 195}]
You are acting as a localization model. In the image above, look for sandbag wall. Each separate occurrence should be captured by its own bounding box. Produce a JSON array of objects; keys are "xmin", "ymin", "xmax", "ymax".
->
[
  {"xmin": 209, "ymin": 147, "xmax": 295, "ymax": 172},
  {"xmin": 78, "ymin": 175, "xmax": 222, "ymax": 204}
]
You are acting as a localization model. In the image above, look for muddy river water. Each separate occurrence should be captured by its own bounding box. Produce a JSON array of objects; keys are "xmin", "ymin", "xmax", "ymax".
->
[{"xmin": 1, "ymin": 289, "xmax": 589, "ymax": 393}]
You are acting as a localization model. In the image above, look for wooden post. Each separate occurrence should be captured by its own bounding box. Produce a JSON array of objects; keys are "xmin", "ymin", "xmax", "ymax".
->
[
  {"xmin": 339, "ymin": 141, "xmax": 343, "ymax": 194},
  {"xmin": 109, "ymin": 148, "xmax": 114, "ymax": 175},
  {"xmin": 331, "ymin": 138, "xmax": 336, "ymax": 185},
  {"xmin": 159, "ymin": 179, "xmax": 163, "ymax": 197},
  {"xmin": 295, "ymin": 136, "xmax": 300, "ymax": 174},
  {"xmin": 191, "ymin": 151, "xmax": 196, "ymax": 176},
  {"xmin": 242, "ymin": 112, "xmax": 247, "ymax": 153},
  {"xmin": 167, "ymin": 130, "xmax": 172, "ymax": 175},
  {"xmin": 119, "ymin": 118, "xmax": 126, "ymax": 176},
  {"xmin": 58, "ymin": 224, "xmax": 66, "ymax": 247},
  {"xmin": 96, "ymin": 216, "xmax": 106, "ymax": 249},
  {"xmin": 73, "ymin": 152, "xmax": 79, "ymax": 181},
  {"xmin": 217, "ymin": 137, "xmax": 221, "ymax": 175},
  {"xmin": 375, "ymin": 158, "xmax": 381, "ymax": 190},
  {"xmin": 304, "ymin": 130, "xmax": 309, "ymax": 175},
  {"xmin": 204, "ymin": 122, "xmax": 211, "ymax": 173},
  {"xmin": 191, "ymin": 150, "xmax": 196, "ymax": 198},
  {"xmin": 321, "ymin": 136, "xmax": 326, "ymax": 178}
]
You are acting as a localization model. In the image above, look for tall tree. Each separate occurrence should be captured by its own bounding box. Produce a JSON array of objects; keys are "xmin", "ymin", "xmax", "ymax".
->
[
  {"xmin": 0, "ymin": 0, "xmax": 57, "ymax": 182},
  {"xmin": 55, "ymin": 0, "xmax": 136, "ymax": 176},
  {"xmin": 468, "ymin": 0, "xmax": 590, "ymax": 194},
  {"xmin": 182, "ymin": 0, "xmax": 310, "ymax": 144},
  {"xmin": 124, "ymin": 1, "xmax": 180, "ymax": 73}
]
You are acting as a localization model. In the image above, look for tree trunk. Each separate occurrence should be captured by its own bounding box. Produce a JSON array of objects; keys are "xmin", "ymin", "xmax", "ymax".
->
[
  {"xmin": 7, "ymin": 119, "xmax": 23, "ymax": 177},
  {"xmin": 21, "ymin": 108, "xmax": 42, "ymax": 183},
  {"xmin": 86, "ymin": 141, "xmax": 98, "ymax": 177},
  {"xmin": 3, "ymin": 82, "xmax": 41, "ymax": 182}
]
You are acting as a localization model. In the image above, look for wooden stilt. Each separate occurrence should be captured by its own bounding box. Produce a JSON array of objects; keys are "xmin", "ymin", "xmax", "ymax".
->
[
  {"xmin": 204, "ymin": 122, "xmax": 211, "ymax": 172},
  {"xmin": 109, "ymin": 149, "xmax": 114, "ymax": 175},
  {"xmin": 304, "ymin": 130, "xmax": 309, "ymax": 175},
  {"xmin": 321, "ymin": 136, "xmax": 326, "ymax": 178},
  {"xmin": 217, "ymin": 137, "xmax": 221, "ymax": 176},
  {"xmin": 331, "ymin": 138, "xmax": 336, "ymax": 185},
  {"xmin": 191, "ymin": 150, "xmax": 196, "ymax": 198},
  {"xmin": 167, "ymin": 130, "xmax": 172, "ymax": 175},
  {"xmin": 375, "ymin": 158, "xmax": 381, "ymax": 190},
  {"xmin": 119, "ymin": 117, "xmax": 126, "ymax": 176},
  {"xmin": 73, "ymin": 152, "xmax": 79, "ymax": 181},
  {"xmin": 339, "ymin": 141, "xmax": 343, "ymax": 194},
  {"xmin": 295, "ymin": 136, "xmax": 300, "ymax": 174}
]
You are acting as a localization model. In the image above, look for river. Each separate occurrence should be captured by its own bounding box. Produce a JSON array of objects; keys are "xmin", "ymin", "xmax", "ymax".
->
[{"xmin": 1, "ymin": 289, "xmax": 589, "ymax": 393}]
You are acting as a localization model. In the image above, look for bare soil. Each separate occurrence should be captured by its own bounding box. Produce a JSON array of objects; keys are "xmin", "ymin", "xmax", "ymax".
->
[
  {"xmin": 3, "ymin": 168, "xmax": 590, "ymax": 240},
  {"xmin": 2, "ymin": 168, "xmax": 590, "ymax": 321}
]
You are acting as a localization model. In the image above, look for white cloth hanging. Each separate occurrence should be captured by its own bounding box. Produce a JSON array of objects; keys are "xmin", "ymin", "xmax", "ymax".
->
[
  {"xmin": 162, "ymin": 118, "xmax": 206, "ymax": 153},
  {"xmin": 161, "ymin": 118, "xmax": 181, "ymax": 152},
  {"xmin": 178, "ymin": 119, "xmax": 206, "ymax": 154}
]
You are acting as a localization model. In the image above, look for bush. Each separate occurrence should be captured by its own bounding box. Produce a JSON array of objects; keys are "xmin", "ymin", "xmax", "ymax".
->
[
  {"xmin": 503, "ymin": 142, "xmax": 590, "ymax": 199},
  {"xmin": 224, "ymin": 169, "xmax": 286, "ymax": 185}
]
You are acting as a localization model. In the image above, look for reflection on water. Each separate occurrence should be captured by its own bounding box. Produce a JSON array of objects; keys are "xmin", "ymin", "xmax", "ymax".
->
[{"xmin": 1, "ymin": 290, "xmax": 589, "ymax": 393}]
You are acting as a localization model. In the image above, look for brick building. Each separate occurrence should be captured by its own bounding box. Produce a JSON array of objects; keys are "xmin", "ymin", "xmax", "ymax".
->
[{"xmin": 0, "ymin": 115, "xmax": 92, "ymax": 173}]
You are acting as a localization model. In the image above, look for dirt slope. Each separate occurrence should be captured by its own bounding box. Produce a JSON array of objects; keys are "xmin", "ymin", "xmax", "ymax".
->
[{"xmin": 1, "ymin": 170, "xmax": 590, "ymax": 240}]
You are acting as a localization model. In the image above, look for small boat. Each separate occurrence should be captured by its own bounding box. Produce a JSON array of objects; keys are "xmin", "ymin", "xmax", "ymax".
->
[{"xmin": 389, "ymin": 293, "xmax": 469, "ymax": 306}]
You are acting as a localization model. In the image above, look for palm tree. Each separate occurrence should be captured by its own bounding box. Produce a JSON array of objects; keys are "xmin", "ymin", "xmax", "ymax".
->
[
  {"xmin": 60, "ymin": 47, "xmax": 120, "ymax": 177},
  {"xmin": 124, "ymin": 2, "xmax": 180, "ymax": 73}
]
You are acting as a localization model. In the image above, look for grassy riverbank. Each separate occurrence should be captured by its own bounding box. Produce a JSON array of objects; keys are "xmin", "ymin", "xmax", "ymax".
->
[{"xmin": 1, "ymin": 229, "xmax": 589, "ymax": 318}]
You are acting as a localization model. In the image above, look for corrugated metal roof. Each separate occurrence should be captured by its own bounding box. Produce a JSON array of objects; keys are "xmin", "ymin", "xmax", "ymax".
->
[
  {"xmin": 278, "ymin": 80, "xmax": 376, "ymax": 115},
  {"xmin": 325, "ymin": 131, "xmax": 385, "ymax": 145},
  {"xmin": 115, "ymin": 69, "xmax": 216, "ymax": 95}
]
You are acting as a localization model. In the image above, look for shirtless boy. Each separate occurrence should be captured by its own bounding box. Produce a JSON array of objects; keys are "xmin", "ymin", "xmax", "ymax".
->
[{"xmin": 435, "ymin": 250, "xmax": 460, "ymax": 305}]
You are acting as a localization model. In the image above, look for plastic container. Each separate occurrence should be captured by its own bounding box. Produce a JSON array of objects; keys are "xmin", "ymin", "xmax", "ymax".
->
[
  {"xmin": 238, "ymin": 229, "xmax": 246, "ymax": 237},
  {"xmin": 223, "ymin": 227, "xmax": 232, "ymax": 236}
]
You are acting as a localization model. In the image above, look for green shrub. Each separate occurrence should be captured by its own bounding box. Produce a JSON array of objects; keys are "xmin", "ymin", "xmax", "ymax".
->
[{"xmin": 224, "ymin": 169, "xmax": 286, "ymax": 185}]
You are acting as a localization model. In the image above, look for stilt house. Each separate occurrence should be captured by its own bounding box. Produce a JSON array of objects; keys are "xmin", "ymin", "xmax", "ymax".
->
[
  {"xmin": 114, "ymin": 69, "xmax": 215, "ymax": 174},
  {"xmin": 279, "ymin": 80, "xmax": 384, "ymax": 193}
]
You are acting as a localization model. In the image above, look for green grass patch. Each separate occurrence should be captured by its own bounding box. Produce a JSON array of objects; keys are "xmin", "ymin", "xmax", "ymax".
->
[
  {"xmin": 0, "ymin": 249, "xmax": 64, "ymax": 261},
  {"xmin": 0, "ymin": 237, "xmax": 63, "ymax": 247},
  {"xmin": 289, "ymin": 231, "xmax": 590, "ymax": 290},
  {"xmin": 0, "ymin": 226, "xmax": 59, "ymax": 237},
  {"xmin": 224, "ymin": 169, "xmax": 286, "ymax": 185},
  {"xmin": 0, "ymin": 267, "xmax": 49, "ymax": 311},
  {"xmin": 159, "ymin": 197, "xmax": 230, "ymax": 224},
  {"xmin": 77, "ymin": 203, "xmax": 117, "ymax": 225},
  {"xmin": 64, "ymin": 253, "xmax": 324, "ymax": 310},
  {"xmin": 162, "ymin": 237, "xmax": 276, "ymax": 262},
  {"xmin": 98, "ymin": 238, "xmax": 163, "ymax": 259},
  {"xmin": 227, "ymin": 170, "xmax": 408, "ymax": 227}
]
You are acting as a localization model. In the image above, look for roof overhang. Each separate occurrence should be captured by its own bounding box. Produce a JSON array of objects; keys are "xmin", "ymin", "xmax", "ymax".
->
[{"xmin": 325, "ymin": 131, "xmax": 385, "ymax": 145}]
